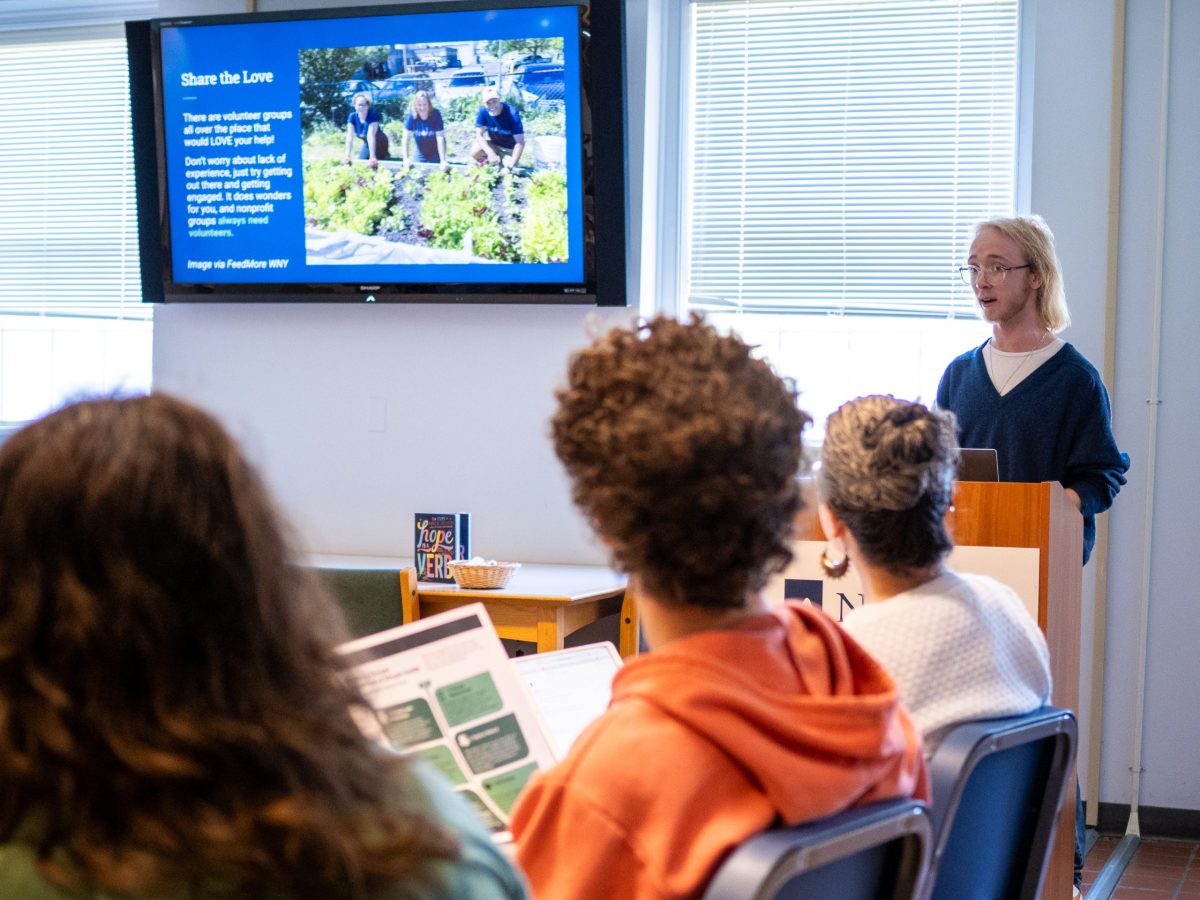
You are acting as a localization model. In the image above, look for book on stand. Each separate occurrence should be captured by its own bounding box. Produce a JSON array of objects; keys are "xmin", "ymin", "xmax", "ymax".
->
[{"xmin": 414, "ymin": 512, "xmax": 470, "ymax": 583}]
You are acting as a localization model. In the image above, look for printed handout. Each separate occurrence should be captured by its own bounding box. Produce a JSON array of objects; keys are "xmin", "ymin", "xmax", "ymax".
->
[{"xmin": 339, "ymin": 604, "xmax": 556, "ymax": 833}]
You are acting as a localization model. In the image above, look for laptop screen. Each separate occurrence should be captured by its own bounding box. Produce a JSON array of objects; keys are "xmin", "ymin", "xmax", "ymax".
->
[
  {"xmin": 512, "ymin": 642, "xmax": 623, "ymax": 759},
  {"xmin": 958, "ymin": 447, "xmax": 1000, "ymax": 482}
]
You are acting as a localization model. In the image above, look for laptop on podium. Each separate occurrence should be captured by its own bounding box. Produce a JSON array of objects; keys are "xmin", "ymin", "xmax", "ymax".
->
[{"xmin": 957, "ymin": 447, "xmax": 999, "ymax": 482}]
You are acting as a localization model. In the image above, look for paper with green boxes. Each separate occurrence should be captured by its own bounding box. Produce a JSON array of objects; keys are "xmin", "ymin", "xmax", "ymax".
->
[{"xmin": 338, "ymin": 603, "xmax": 557, "ymax": 835}]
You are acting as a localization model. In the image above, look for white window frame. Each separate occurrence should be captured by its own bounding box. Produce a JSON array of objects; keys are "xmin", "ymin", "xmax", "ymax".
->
[
  {"xmin": 0, "ymin": 3, "xmax": 157, "ymax": 426},
  {"xmin": 642, "ymin": 0, "xmax": 1031, "ymax": 431}
]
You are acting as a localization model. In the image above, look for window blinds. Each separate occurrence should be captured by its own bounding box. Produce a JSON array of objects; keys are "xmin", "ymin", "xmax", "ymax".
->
[
  {"xmin": 685, "ymin": 0, "xmax": 1018, "ymax": 317},
  {"xmin": 0, "ymin": 32, "xmax": 148, "ymax": 318}
]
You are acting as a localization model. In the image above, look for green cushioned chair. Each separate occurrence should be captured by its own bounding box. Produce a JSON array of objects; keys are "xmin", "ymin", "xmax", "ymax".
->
[{"xmin": 313, "ymin": 565, "xmax": 419, "ymax": 639}]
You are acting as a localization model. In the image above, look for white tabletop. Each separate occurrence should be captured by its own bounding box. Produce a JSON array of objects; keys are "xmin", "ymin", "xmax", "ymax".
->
[{"xmin": 310, "ymin": 554, "xmax": 627, "ymax": 604}]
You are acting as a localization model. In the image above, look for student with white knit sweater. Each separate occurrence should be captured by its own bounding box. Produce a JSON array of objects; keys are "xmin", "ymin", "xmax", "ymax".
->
[{"xmin": 818, "ymin": 394, "xmax": 1052, "ymax": 755}]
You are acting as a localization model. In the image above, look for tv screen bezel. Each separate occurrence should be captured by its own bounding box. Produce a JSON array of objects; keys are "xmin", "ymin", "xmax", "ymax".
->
[{"xmin": 126, "ymin": 0, "xmax": 627, "ymax": 306}]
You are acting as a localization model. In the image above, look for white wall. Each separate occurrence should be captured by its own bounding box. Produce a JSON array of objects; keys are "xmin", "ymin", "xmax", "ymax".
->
[
  {"xmin": 1024, "ymin": 0, "xmax": 1117, "ymax": 817},
  {"xmin": 153, "ymin": 0, "xmax": 638, "ymax": 564},
  {"xmin": 152, "ymin": 0, "xmax": 1199, "ymax": 814},
  {"xmin": 1028, "ymin": 0, "xmax": 1199, "ymax": 813},
  {"xmin": 1108, "ymin": 0, "xmax": 1200, "ymax": 812},
  {"xmin": 154, "ymin": 304, "xmax": 631, "ymax": 561}
]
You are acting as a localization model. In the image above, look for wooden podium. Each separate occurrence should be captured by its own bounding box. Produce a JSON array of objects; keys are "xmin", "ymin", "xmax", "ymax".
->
[
  {"xmin": 949, "ymin": 481, "xmax": 1082, "ymax": 900},
  {"xmin": 804, "ymin": 481, "xmax": 1082, "ymax": 898}
]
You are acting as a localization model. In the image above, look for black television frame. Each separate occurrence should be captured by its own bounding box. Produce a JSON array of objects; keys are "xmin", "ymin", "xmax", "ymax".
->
[{"xmin": 126, "ymin": 0, "xmax": 627, "ymax": 306}]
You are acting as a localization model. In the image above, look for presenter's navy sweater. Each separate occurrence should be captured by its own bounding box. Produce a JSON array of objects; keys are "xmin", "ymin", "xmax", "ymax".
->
[{"xmin": 937, "ymin": 341, "xmax": 1129, "ymax": 564}]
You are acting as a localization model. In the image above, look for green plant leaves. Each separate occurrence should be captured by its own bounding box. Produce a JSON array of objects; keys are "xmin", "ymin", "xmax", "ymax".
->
[
  {"xmin": 303, "ymin": 159, "xmax": 396, "ymax": 235},
  {"xmin": 303, "ymin": 157, "xmax": 567, "ymax": 263}
]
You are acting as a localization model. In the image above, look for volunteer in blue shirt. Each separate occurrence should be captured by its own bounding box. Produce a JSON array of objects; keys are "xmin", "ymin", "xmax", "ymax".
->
[
  {"xmin": 403, "ymin": 90, "xmax": 449, "ymax": 171},
  {"xmin": 471, "ymin": 86, "xmax": 525, "ymax": 170},
  {"xmin": 343, "ymin": 92, "xmax": 388, "ymax": 168}
]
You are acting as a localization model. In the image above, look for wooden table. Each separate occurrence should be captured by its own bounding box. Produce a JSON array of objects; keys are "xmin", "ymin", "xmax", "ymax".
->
[{"xmin": 312, "ymin": 556, "xmax": 637, "ymax": 658}]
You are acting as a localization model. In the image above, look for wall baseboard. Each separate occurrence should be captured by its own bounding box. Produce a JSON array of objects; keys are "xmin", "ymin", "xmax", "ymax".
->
[{"xmin": 1092, "ymin": 802, "xmax": 1200, "ymax": 840}]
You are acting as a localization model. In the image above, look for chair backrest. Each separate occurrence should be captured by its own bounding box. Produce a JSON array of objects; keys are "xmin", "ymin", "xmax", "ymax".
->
[
  {"xmin": 924, "ymin": 706, "xmax": 1077, "ymax": 900},
  {"xmin": 703, "ymin": 798, "xmax": 933, "ymax": 900},
  {"xmin": 315, "ymin": 564, "xmax": 420, "ymax": 639}
]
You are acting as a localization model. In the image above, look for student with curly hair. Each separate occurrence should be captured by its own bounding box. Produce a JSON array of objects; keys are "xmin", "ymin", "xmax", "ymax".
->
[
  {"xmin": 0, "ymin": 394, "xmax": 526, "ymax": 900},
  {"xmin": 510, "ymin": 316, "xmax": 927, "ymax": 900}
]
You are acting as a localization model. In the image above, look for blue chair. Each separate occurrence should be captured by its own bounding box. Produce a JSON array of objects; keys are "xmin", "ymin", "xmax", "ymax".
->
[
  {"xmin": 924, "ymin": 706, "xmax": 1077, "ymax": 900},
  {"xmin": 703, "ymin": 798, "xmax": 933, "ymax": 900}
]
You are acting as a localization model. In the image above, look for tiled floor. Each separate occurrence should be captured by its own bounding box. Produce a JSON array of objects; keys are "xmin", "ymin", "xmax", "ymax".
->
[{"xmin": 1082, "ymin": 834, "xmax": 1200, "ymax": 898}]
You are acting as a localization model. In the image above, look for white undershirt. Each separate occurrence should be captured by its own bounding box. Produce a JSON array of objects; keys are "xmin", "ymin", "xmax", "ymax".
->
[{"xmin": 984, "ymin": 337, "xmax": 1065, "ymax": 396}]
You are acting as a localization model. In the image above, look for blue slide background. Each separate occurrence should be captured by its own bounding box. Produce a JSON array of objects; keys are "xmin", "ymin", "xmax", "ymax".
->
[{"xmin": 158, "ymin": 5, "xmax": 584, "ymax": 286}]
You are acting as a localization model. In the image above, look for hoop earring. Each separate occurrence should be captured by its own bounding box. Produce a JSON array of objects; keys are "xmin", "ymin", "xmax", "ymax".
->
[{"xmin": 820, "ymin": 547, "xmax": 850, "ymax": 579}]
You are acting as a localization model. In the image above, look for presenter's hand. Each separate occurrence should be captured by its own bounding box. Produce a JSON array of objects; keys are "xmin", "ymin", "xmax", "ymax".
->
[
  {"xmin": 368, "ymin": 157, "xmax": 379, "ymax": 169},
  {"xmin": 342, "ymin": 155, "xmax": 351, "ymax": 166},
  {"xmin": 1064, "ymin": 487, "xmax": 1082, "ymax": 511}
]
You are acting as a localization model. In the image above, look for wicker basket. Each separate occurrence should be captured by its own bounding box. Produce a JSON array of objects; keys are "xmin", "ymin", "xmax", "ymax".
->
[{"xmin": 446, "ymin": 560, "xmax": 521, "ymax": 590}]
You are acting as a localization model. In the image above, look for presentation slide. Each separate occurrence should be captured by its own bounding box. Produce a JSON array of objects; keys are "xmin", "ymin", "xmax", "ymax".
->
[{"xmin": 157, "ymin": 5, "xmax": 585, "ymax": 286}]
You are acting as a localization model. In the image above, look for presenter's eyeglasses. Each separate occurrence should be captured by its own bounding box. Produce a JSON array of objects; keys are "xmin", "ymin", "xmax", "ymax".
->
[{"xmin": 957, "ymin": 263, "xmax": 1032, "ymax": 286}]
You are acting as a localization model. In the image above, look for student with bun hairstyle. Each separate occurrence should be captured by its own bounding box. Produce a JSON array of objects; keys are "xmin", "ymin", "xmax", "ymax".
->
[
  {"xmin": 511, "ymin": 316, "xmax": 927, "ymax": 900},
  {"xmin": 0, "ymin": 394, "xmax": 526, "ymax": 900},
  {"xmin": 822, "ymin": 394, "xmax": 1053, "ymax": 753}
]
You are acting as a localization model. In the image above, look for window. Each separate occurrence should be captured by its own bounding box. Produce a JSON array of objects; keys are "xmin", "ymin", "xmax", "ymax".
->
[
  {"xmin": 682, "ymin": 0, "xmax": 1019, "ymax": 430},
  {"xmin": 0, "ymin": 16, "xmax": 154, "ymax": 425}
]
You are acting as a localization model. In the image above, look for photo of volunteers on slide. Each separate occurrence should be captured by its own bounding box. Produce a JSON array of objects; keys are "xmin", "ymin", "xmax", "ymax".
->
[{"xmin": 299, "ymin": 37, "xmax": 569, "ymax": 266}]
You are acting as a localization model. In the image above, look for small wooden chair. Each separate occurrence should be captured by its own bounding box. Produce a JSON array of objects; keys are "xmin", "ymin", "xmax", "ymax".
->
[
  {"xmin": 315, "ymin": 564, "xmax": 420, "ymax": 639},
  {"xmin": 398, "ymin": 565, "xmax": 420, "ymax": 625}
]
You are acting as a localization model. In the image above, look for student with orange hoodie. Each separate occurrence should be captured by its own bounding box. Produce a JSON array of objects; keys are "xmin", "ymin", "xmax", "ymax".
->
[{"xmin": 510, "ymin": 315, "xmax": 928, "ymax": 900}]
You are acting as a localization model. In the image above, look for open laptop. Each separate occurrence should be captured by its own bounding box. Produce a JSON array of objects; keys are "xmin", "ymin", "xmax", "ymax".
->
[
  {"xmin": 512, "ymin": 642, "xmax": 623, "ymax": 759},
  {"xmin": 958, "ymin": 447, "xmax": 1000, "ymax": 482}
]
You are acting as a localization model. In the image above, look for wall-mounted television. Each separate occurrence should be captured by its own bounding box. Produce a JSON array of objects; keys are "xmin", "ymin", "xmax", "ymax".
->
[{"xmin": 126, "ymin": 0, "xmax": 627, "ymax": 305}]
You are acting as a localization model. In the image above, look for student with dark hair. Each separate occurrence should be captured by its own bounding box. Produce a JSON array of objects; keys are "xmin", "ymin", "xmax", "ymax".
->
[
  {"xmin": 0, "ymin": 394, "xmax": 526, "ymax": 900},
  {"xmin": 822, "ymin": 394, "xmax": 1052, "ymax": 753},
  {"xmin": 511, "ymin": 316, "xmax": 927, "ymax": 900}
]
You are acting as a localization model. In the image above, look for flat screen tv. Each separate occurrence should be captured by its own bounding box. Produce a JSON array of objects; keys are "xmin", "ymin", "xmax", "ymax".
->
[{"xmin": 126, "ymin": 0, "xmax": 627, "ymax": 305}]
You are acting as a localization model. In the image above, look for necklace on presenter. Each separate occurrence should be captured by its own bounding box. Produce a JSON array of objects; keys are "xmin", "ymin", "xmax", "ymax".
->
[{"xmin": 987, "ymin": 330, "xmax": 1053, "ymax": 396}]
